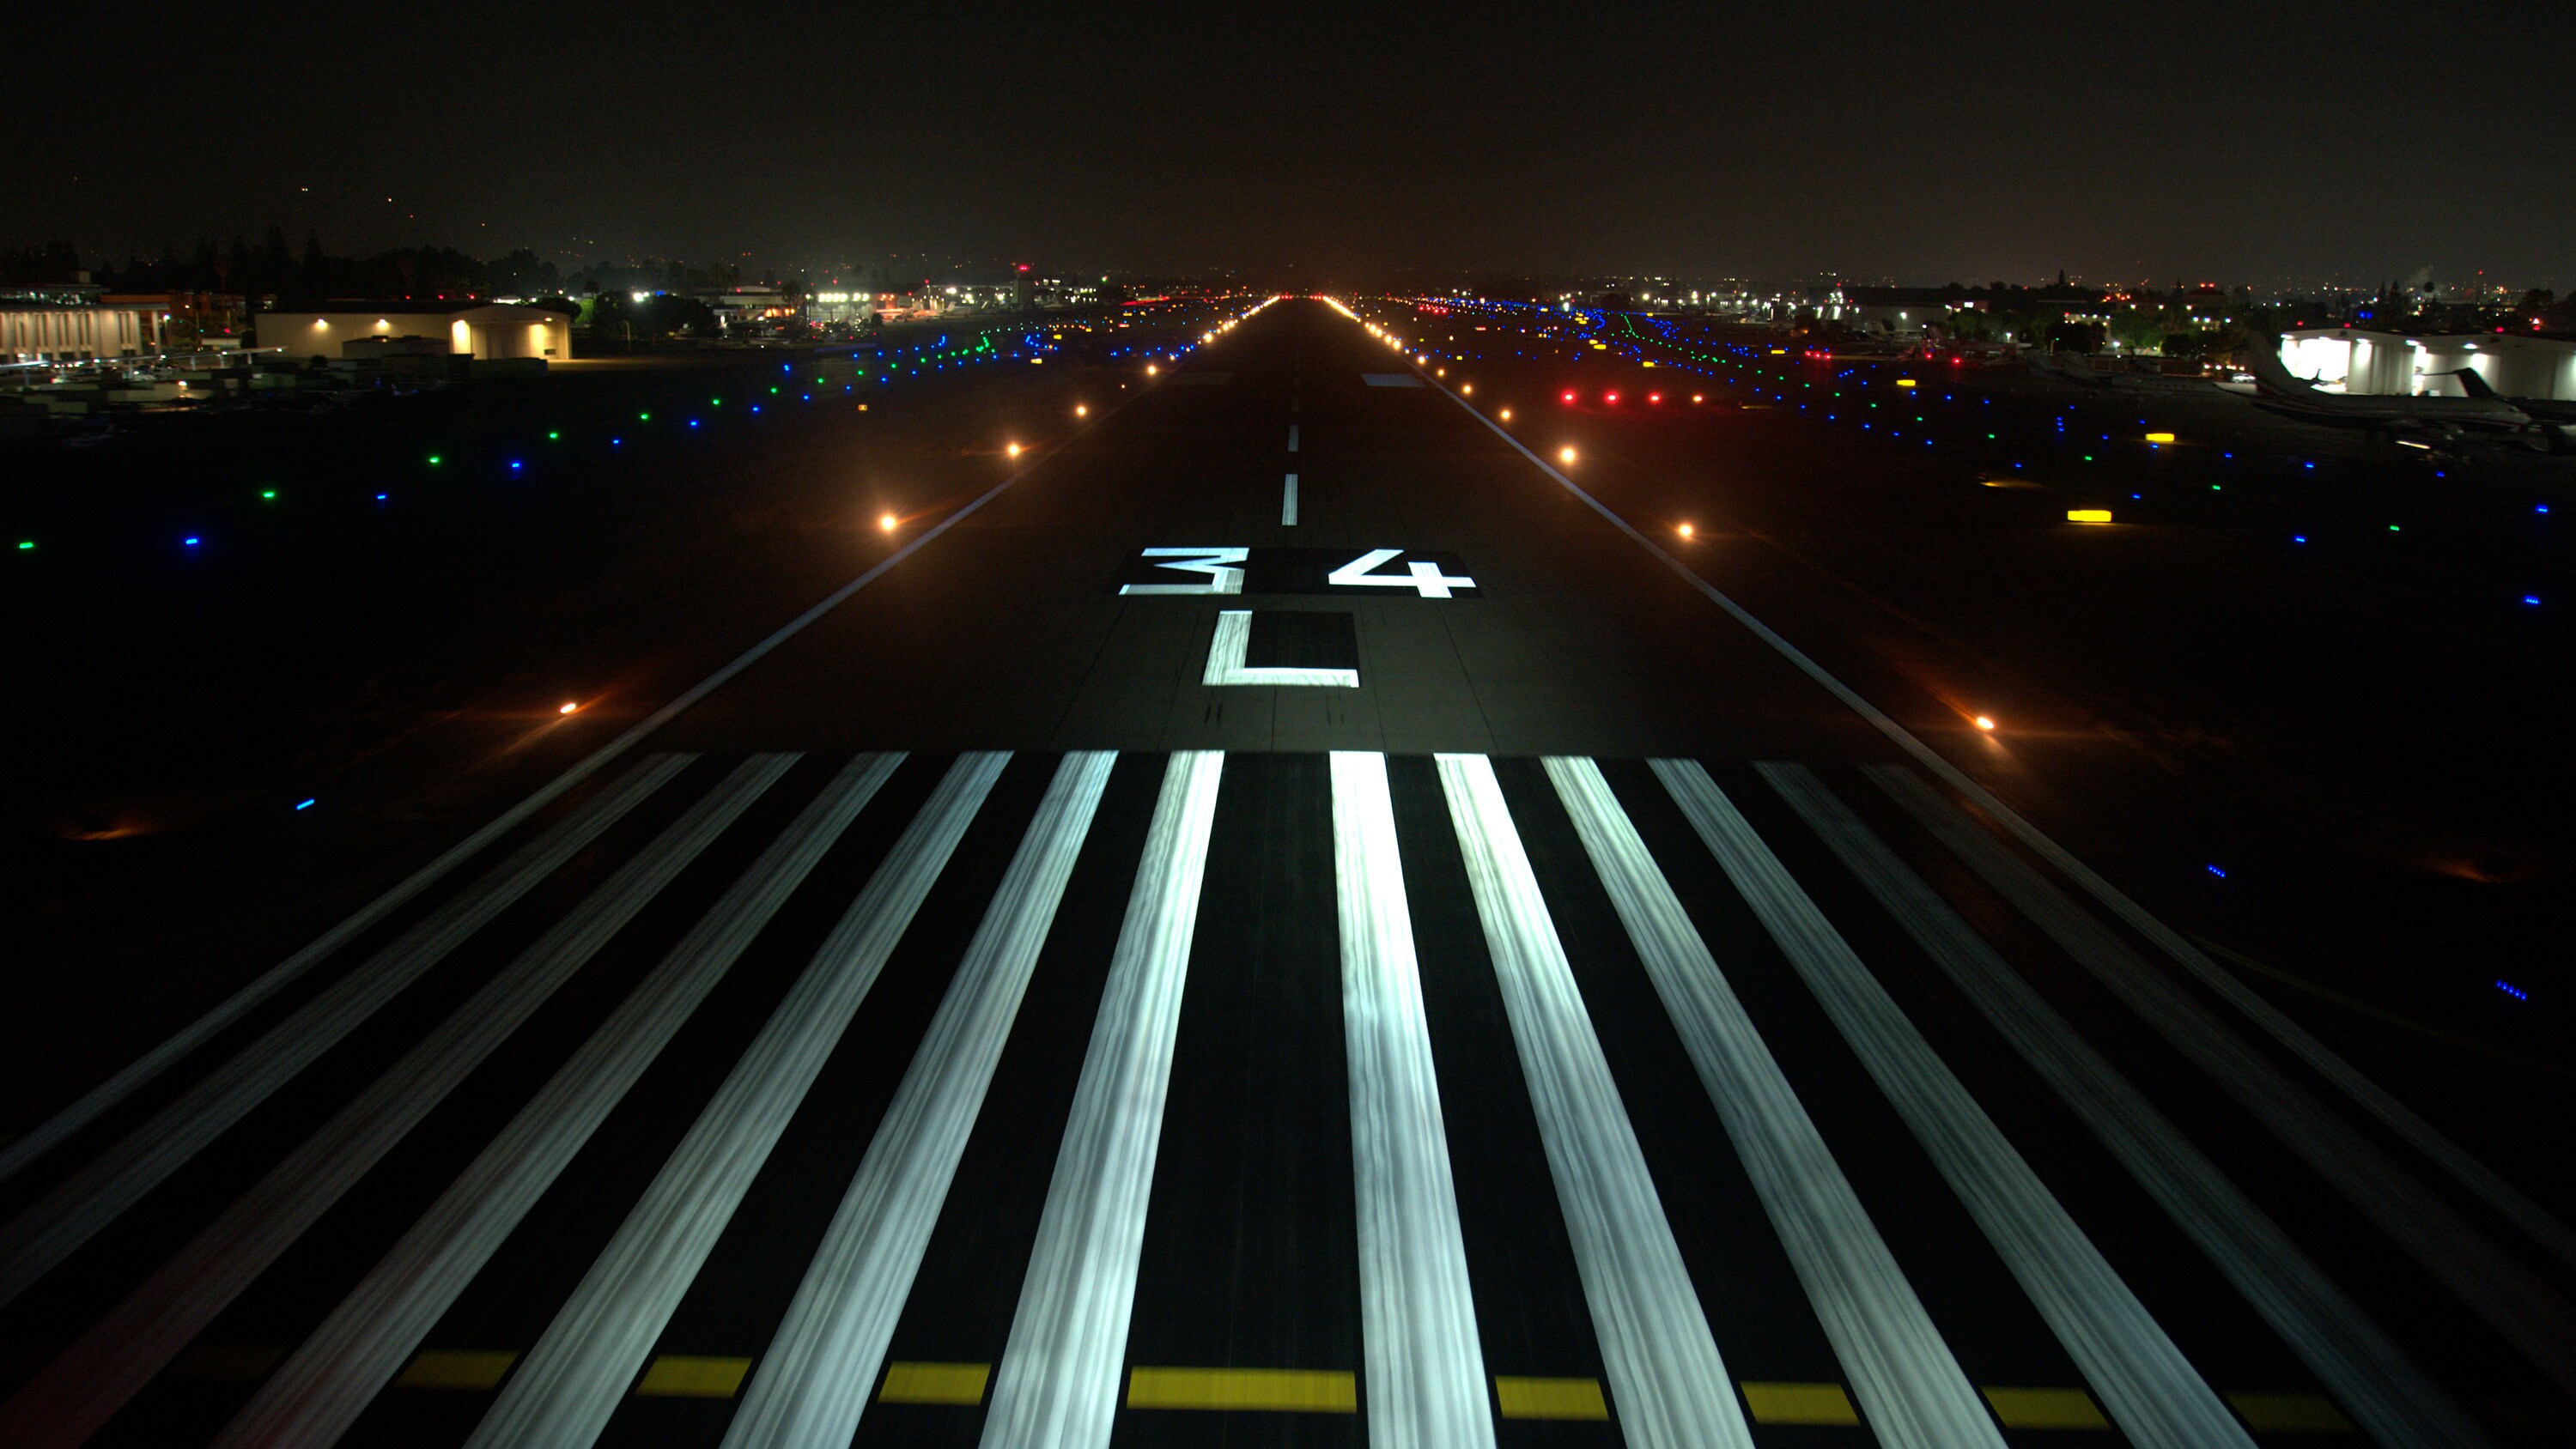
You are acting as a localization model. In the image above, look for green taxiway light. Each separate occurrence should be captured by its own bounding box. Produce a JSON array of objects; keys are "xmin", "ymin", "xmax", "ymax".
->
[
  {"xmin": 547, "ymin": 430, "xmax": 561, "ymax": 440},
  {"xmin": 261, "ymin": 489, "xmax": 277, "ymax": 499},
  {"xmin": 15, "ymin": 540, "xmax": 32, "ymax": 550}
]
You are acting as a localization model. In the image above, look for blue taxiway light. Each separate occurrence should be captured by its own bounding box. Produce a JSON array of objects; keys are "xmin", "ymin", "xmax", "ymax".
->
[
  {"xmin": 2499, "ymin": 980, "xmax": 2529, "ymax": 1001},
  {"xmin": 295, "ymin": 798, "xmax": 316, "ymax": 811},
  {"xmin": 184, "ymin": 536, "xmax": 201, "ymax": 546},
  {"xmin": 2205, "ymin": 864, "xmax": 2227, "ymax": 878}
]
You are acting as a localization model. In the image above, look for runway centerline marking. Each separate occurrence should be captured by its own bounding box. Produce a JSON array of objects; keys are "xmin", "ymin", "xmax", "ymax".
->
[{"xmin": 1283, "ymin": 472, "xmax": 1299, "ymax": 525}]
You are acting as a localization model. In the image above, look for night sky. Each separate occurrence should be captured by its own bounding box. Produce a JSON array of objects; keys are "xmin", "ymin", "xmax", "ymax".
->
[{"xmin": 15, "ymin": 3, "xmax": 2574, "ymax": 288}]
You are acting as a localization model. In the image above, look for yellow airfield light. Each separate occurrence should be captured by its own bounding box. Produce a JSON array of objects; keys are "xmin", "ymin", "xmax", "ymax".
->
[
  {"xmin": 2067, "ymin": 509, "xmax": 2113, "ymax": 524},
  {"xmin": 1146, "ymin": 363, "xmax": 1157, "ymax": 375},
  {"xmin": 559, "ymin": 701, "xmax": 580, "ymax": 715},
  {"xmin": 1895, "ymin": 378, "xmax": 1917, "ymax": 388},
  {"xmin": 1075, "ymin": 403, "xmax": 1088, "ymax": 417},
  {"xmin": 2146, "ymin": 431, "xmax": 2177, "ymax": 444},
  {"xmin": 1974, "ymin": 715, "xmax": 1997, "ymax": 731},
  {"xmin": 1677, "ymin": 523, "xmax": 1696, "ymax": 539},
  {"xmin": 1558, "ymin": 446, "xmax": 1577, "ymax": 464},
  {"xmin": 1498, "ymin": 409, "xmax": 1512, "ymax": 421},
  {"xmin": 878, "ymin": 512, "xmax": 899, "ymax": 533},
  {"xmin": 1006, "ymin": 442, "xmax": 1024, "ymax": 458}
]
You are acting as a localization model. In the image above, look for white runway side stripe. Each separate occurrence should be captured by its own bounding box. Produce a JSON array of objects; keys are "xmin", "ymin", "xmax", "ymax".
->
[
  {"xmin": 1765, "ymin": 763, "xmax": 2495, "ymax": 1449},
  {"xmin": 1867, "ymin": 762, "xmax": 2576, "ymax": 1401},
  {"xmin": 0, "ymin": 753, "xmax": 690, "ymax": 1313},
  {"xmin": 0, "ymin": 754, "xmax": 801, "ymax": 1449},
  {"xmin": 401, "ymin": 753, "xmax": 922, "ymax": 1449},
  {"xmin": 201, "ymin": 754, "xmax": 901, "ymax": 1449},
  {"xmin": 1440, "ymin": 756, "xmax": 1752, "ymax": 1449},
  {"xmin": 1627, "ymin": 761, "xmax": 2249, "ymax": 1449},
  {"xmin": 1647, "ymin": 759, "xmax": 2003, "ymax": 1449},
  {"xmin": 981, "ymin": 751, "xmax": 1226, "ymax": 1449},
  {"xmin": 1331, "ymin": 752, "xmax": 1497, "ymax": 1449},
  {"xmin": 722, "ymin": 752, "xmax": 1112, "ymax": 1449}
]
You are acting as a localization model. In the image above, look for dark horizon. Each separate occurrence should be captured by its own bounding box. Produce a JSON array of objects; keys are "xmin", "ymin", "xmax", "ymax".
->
[{"xmin": 12, "ymin": 3, "xmax": 2576, "ymax": 291}]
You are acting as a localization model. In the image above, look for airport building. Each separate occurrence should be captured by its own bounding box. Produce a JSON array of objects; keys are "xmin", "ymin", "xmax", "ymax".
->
[
  {"xmin": 1, "ymin": 300, "xmax": 167, "ymax": 362},
  {"xmin": 255, "ymin": 303, "xmax": 572, "ymax": 363},
  {"xmin": 2278, "ymin": 327, "xmax": 2576, "ymax": 400}
]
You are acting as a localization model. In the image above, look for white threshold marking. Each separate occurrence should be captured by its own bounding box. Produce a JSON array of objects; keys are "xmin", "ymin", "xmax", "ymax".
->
[
  {"xmin": 1330, "ymin": 751, "xmax": 1497, "ymax": 1449},
  {"xmin": 1607, "ymin": 760, "xmax": 2245, "ymax": 1449},
  {"xmin": 1437, "ymin": 755, "xmax": 1752, "ymax": 1449},
  {"xmin": 720, "ymin": 753, "xmax": 1112, "ymax": 1449},
  {"xmin": 981, "ymin": 751, "xmax": 1226, "ymax": 1449},
  {"xmin": 1866, "ymin": 762, "xmax": 2576, "ymax": 1402},
  {"xmin": 1640, "ymin": 759, "xmax": 2003, "ymax": 1449},
  {"xmin": 455, "ymin": 757, "xmax": 1009, "ymax": 1449},
  {"xmin": 1392, "ymin": 336, "xmax": 2576, "ymax": 1276},
  {"xmin": 9, "ymin": 415, "xmax": 1096, "ymax": 1193},
  {"xmin": 0, "ymin": 753, "xmax": 691, "ymax": 1313},
  {"xmin": 1202, "ymin": 611, "xmax": 1358, "ymax": 688},
  {"xmin": 208, "ymin": 753, "xmax": 968, "ymax": 1449},
  {"xmin": 1761, "ymin": 762, "xmax": 2494, "ymax": 1449},
  {"xmin": 1283, "ymin": 473, "xmax": 1299, "ymax": 525},
  {"xmin": 0, "ymin": 755, "xmax": 806, "ymax": 1449}
]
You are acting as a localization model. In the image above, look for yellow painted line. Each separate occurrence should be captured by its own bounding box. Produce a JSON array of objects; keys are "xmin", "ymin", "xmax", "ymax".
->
[
  {"xmin": 879, "ymin": 1361, "xmax": 992, "ymax": 1405},
  {"xmin": 2227, "ymin": 1391, "xmax": 2354, "ymax": 1433},
  {"xmin": 168, "ymin": 1343, "xmax": 283, "ymax": 1381},
  {"xmin": 2066, "ymin": 508, "xmax": 2114, "ymax": 524},
  {"xmin": 1740, "ymin": 1380, "xmax": 1860, "ymax": 1425},
  {"xmin": 1126, "ymin": 1367, "xmax": 1357, "ymax": 1412},
  {"xmin": 394, "ymin": 1349, "xmax": 518, "ymax": 1390},
  {"xmin": 634, "ymin": 1355, "xmax": 750, "ymax": 1397},
  {"xmin": 1984, "ymin": 1385, "xmax": 2111, "ymax": 1429},
  {"xmin": 1496, "ymin": 1375, "xmax": 1609, "ymax": 1420}
]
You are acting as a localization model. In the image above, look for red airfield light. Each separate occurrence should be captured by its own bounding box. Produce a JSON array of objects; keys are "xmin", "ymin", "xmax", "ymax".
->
[
  {"xmin": 1605, "ymin": 391, "xmax": 1619, "ymax": 403},
  {"xmin": 1562, "ymin": 390, "xmax": 1577, "ymax": 403}
]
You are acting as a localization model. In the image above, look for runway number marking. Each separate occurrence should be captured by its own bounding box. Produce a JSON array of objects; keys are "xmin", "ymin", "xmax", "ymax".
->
[
  {"xmin": 1115, "ymin": 548, "xmax": 1477, "ymax": 598},
  {"xmin": 1327, "ymin": 549, "xmax": 1476, "ymax": 599},
  {"xmin": 1118, "ymin": 547, "xmax": 1247, "ymax": 595}
]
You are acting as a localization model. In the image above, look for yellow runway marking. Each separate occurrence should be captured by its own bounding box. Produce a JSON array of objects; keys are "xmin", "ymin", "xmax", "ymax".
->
[
  {"xmin": 1126, "ymin": 1367, "xmax": 1358, "ymax": 1412},
  {"xmin": 1740, "ymin": 1380, "xmax": 1860, "ymax": 1425},
  {"xmin": 1496, "ymin": 1375, "xmax": 1609, "ymax": 1420},
  {"xmin": 879, "ymin": 1361, "xmax": 992, "ymax": 1404},
  {"xmin": 2227, "ymin": 1391, "xmax": 2355, "ymax": 1433},
  {"xmin": 394, "ymin": 1349, "xmax": 517, "ymax": 1390},
  {"xmin": 1983, "ymin": 1385, "xmax": 2111, "ymax": 1429},
  {"xmin": 634, "ymin": 1355, "xmax": 750, "ymax": 1397}
]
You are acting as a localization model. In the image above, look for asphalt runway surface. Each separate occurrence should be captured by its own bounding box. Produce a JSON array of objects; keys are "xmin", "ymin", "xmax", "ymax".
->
[{"xmin": 3, "ymin": 298, "xmax": 2571, "ymax": 1447}]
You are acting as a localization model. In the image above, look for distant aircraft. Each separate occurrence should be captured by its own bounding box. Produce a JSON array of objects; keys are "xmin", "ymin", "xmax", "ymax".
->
[
  {"xmin": 2026, "ymin": 350, "xmax": 2219, "ymax": 394},
  {"xmin": 2240, "ymin": 334, "xmax": 2530, "ymax": 435},
  {"xmin": 2450, "ymin": 365, "xmax": 2576, "ymax": 425}
]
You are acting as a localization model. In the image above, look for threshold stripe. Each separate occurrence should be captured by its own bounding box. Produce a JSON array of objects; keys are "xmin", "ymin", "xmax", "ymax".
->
[
  {"xmin": 4, "ymin": 755, "xmax": 796, "ymax": 1449},
  {"xmin": 1631, "ymin": 763, "xmax": 2247, "ymax": 1449},
  {"xmin": 1868, "ymin": 761, "xmax": 2576, "ymax": 1404},
  {"xmin": 207, "ymin": 754, "xmax": 900, "ymax": 1449},
  {"xmin": 0, "ymin": 754, "xmax": 690, "ymax": 1312},
  {"xmin": 1127, "ymin": 1367, "xmax": 1354, "ymax": 1412},
  {"xmin": 1782, "ymin": 764, "xmax": 2487, "ymax": 1449},
  {"xmin": 720, "ymin": 753, "xmax": 1113, "ymax": 1449},
  {"xmin": 471, "ymin": 757, "xmax": 1024, "ymax": 1449},
  {"xmin": 981, "ymin": 752, "xmax": 1225, "ymax": 1449},
  {"xmin": 1645, "ymin": 760, "xmax": 2001, "ymax": 1449},
  {"xmin": 1329, "ymin": 751, "xmax": 1497, "ymax": 1449},
  {"xmin": 1438, "ymin": 755, "xmax": 1750, "ymax": 1449}
]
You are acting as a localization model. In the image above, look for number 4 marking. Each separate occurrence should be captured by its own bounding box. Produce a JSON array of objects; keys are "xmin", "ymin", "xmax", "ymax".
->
[{"xmin": 1327, "ymin": 549, "xmax": 1476, "ymax": 599}]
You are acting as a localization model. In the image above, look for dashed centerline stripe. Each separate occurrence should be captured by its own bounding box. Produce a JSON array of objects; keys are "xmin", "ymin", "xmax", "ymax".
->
[{"xmin": 1126, "ymin": 1367, "xmax": 1355, "ymax": 1413}]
